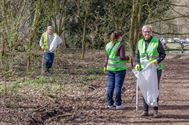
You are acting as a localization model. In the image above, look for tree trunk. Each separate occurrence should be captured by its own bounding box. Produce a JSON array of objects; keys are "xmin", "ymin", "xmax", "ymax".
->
[
  {"xmin": 63, "ymin": 32, "xmax": 69, "ymax": 48},
  {"xmin": 27, "ymin": 0, "xmax": 41, "ymax": 72},
  {"xmin": 1, "ymin": 0, "xmax": 8, "ymax": 70},
  {"xmin": 129, "ymin": 0, "xmax": 141, "ymax": 67},
  {"xmin": 133, "ymin": 1, "xmax": 141, "ymax": 48},
  {"xmin": 81, "ymin": 12, "xmax": 87, "ymax": 60}
]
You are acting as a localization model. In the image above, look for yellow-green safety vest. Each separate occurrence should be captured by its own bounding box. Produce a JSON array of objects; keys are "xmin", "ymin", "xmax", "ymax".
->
[
  {"xmin": 106, "ymin": 40, "xmax": 128, "ymax": 71},
  {"xmin": 137, "ymin": 37, "xmax": 163, "ymax": 70},
  {"xmin": 44, "ymin": 32, "xmax": 48, "ymax": 50}
]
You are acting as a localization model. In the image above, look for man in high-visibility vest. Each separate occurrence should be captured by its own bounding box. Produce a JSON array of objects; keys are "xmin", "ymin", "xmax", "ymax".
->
[
  {"xmin": 39, "ymin": 26, "xmax": 58, "ymax": 73},
  {"xmin": 135, "ymin": 25, "xmax": 166, "ymax": 118}
]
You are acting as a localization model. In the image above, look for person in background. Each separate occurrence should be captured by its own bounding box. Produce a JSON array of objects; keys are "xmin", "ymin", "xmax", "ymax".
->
[
  {"xmin": 135, "ymin": 25, "xmax": 166, "ymax": 118},
  {"xmin": 104, "ymin": 31, "xmax": 129, "ymax": 110},
  {"xmin": 39, "ymin": 26, "xmax": 58, "ymax": 74},
  {"xmin": 160, "ymin": 37, "xmax": 168, "ymax": 49}
]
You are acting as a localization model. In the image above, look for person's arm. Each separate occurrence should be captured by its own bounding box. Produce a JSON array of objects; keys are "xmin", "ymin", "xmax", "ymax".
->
[
  {"xmin": 104, "ymin": 53, "xmax": 108, "ymax": 67},
  {"xmin": 39, "ymin": 33, "xmax": 44, "ymax": 48},
  {"xmin": 118, "ymin": 45, "xmax": 129, "ymax": 60},
  {"xmin": 157, "ymin": 40, "xmax": 166, "ymax": 63}
]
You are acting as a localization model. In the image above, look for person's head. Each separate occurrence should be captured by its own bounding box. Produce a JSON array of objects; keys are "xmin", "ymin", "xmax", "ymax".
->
[
  {"xmin": 115, "ymin": 31, "xmax": 123, "ymax": 41},
  {"xmin": 111, "ymin": 32, "xmax": 115, "ymax": 42},
  {"xmin": 47, "ymin": 26, "xmax": 54, "ymax": 35},
  {"xmin": 111, "ymin": 31, "xmax": 123, "ymax": 43},
  {"xmin": 142, "ymin": 25, "xmax": 152, "ymax": 40}
]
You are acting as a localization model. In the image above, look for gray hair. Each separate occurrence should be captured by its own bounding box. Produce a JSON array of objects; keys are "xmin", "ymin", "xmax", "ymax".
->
[
  {"xmin": 142, "ymin": 25, "xmax": 152, "ymax": 31},
  {"xmin": 47, "ymin": 26, "xmax": 54, "ymax": 30}
]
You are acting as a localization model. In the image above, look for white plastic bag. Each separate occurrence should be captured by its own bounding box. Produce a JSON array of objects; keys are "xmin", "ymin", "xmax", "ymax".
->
[
  {"xmin": 133, "ymin": 62, "xmax": 159, "ymax": 106},
  {"xmin": 49, "ymin": 34, "xmax": 62, "ymax": 52}
]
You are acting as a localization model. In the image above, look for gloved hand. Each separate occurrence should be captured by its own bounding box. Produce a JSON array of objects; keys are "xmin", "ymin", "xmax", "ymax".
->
[
  {"xmin": 151, "ymin": 60, "xmax": 158, "ymax": 65},
  {"xmin": 103, "ymin": 67, "xmax": 107, "ymax": 74},
  {"xmin": 135, "ymin": 64, "xmax": 141, "ymax": 71}
]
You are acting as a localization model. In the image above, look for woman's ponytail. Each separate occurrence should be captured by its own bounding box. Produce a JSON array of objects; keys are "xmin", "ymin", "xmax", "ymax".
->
[
  {"xmin": 111, "ymin": 31, "xmax": 122, "ymax": 43},
  {"xmin": 111, "ymin": 32, "xmax": 115, "ymax": 44}
]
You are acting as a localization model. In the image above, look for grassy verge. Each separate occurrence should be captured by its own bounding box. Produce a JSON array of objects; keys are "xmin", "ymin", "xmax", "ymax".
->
[{"xmin": 0, "ymin": 67, "xmax": 103, "ymax": 96}]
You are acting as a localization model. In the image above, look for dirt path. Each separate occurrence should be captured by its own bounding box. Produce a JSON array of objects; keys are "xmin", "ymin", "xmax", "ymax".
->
[
  {"xmin": 118, "ymin": 54, "xmax": 189, "ymax": 125},
  {"xmin": 93, "ymin": 55, "xmax": 189, "ymax": 125}
]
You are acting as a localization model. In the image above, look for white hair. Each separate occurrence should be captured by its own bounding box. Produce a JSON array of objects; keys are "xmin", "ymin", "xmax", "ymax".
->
[{"xmin": 142, "ymin": 25, "xmax": 152, "ymax": 31}]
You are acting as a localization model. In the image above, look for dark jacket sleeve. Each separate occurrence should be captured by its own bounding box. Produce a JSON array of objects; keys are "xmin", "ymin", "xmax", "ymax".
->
[
  {"xmin": 104, "ymin": 44, "xmax": 129, "ymax": 67},
  {"xmin": 157, "ymin": 40, "xmax": 166, "ymax": 63},
  {"xmin": 118, "ymin": 45, "xmax": 129, "ymax": 60},
  {"xmin": 103, "ymin": 53, "xmax": 108, "ymax": 67}
]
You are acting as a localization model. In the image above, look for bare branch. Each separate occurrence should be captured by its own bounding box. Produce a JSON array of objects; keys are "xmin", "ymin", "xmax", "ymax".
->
[
  {"xmin": 169, "ymin": 3, "xmax": 189, "ymax": 8},
  {"xmin": 169, "ymin": 6, "xmax": 189, "ymax": 19},
  {"xmin": 153, "ymin": 31, "xmax": 189, "ymax": 36},
  {"xmin": 148, "ymin": 14, "xmax": 189, "ymax": 24}
]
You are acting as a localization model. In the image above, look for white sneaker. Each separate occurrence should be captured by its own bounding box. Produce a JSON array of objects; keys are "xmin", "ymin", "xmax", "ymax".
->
[
  {"xmin": 116, "ymin": 105, "xmax": 126, "ymax": 110},
  {"xmin": 107, "ymin": 105, "xmax": 116, "ymax": 109}
]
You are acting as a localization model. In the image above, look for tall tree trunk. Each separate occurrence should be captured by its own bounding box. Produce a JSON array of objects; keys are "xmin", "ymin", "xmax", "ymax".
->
[
  {"xmin": 63, "ymin": 32, "xmax": 69, "ymax": 48},
  {"xmin": 1, "ymin": 0, "xmax": 9, "ymax": 70},
  {"xmin": 81, "ymin": 12, "xmax": 87, "ymax": 60},
  {"xmin": 133, "ymin": 1, "xmax": 141, "ymax": 48},
  {"xmin": 129, "ymin": 0, "xmax": 141, "ymax": 67},
  {"xmin": 27, "ymin": 0, "xmax": 41, "ymax": 71}
]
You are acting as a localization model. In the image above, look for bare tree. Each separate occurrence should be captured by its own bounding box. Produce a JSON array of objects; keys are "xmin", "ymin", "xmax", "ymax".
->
[
  {"xmin": 47, "ymin": 0, "xmax": 69, "ymax": 48},
  {"xmin": 0, "ymin": 0, "xmax": 29, "ymax": 71},
  {"xmin": 129, "ymin": 0, "xmax": 142, "ymax": 67},
  {"xmin": 74, "ymin": 0, "xmax": 91, "ymax": 59},
  {"xmin": 26, "ymin": 0, "xmax": 41, "ymax": 71}
]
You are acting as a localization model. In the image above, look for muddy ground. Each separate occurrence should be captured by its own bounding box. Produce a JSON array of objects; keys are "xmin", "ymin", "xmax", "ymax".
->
[{"xmin": 0, "ymin": 50, "xmax": 189, "ymax": 125}]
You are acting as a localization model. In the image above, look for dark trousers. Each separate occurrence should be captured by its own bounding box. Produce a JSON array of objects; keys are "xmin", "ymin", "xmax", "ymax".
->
[
  {"xmin": 44, "ymin": 52, "xmax": 54, "ymax": 69},
  {"xmin": 143, "ymin": 69, "xmax": 162, "ymax": 111}
]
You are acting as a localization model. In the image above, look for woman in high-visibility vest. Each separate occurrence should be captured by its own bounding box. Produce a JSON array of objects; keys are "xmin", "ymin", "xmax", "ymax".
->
[
  {"xmin": 104, "ymin": 31, "xmax": 129, "ymax": 110},
  {"xmin": 135, "ymin": 25, "xmax": 166, "ymax": 118}
]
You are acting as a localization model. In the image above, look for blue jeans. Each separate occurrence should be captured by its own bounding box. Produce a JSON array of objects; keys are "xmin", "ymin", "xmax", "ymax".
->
[
  {"xmin": 107, "ymin": 70, "xmax": 126, "ymax": 106},
  {"xmin": 143, "ymin": 69, "xmax": 162, "ymax": 111},
  {"xmin": 44, "ymin": 52, "xmax": 54, "ymax": 69}
]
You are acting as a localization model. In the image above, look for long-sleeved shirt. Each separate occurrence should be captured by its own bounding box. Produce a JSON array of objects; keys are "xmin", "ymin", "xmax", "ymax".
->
[
  {"xmin": 135, "ymin": 36, "xmax": 166, "ymax": 65},
  {"xmin": 104, "ymin": 44, "xmax": 129, "ymax": 67}
]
